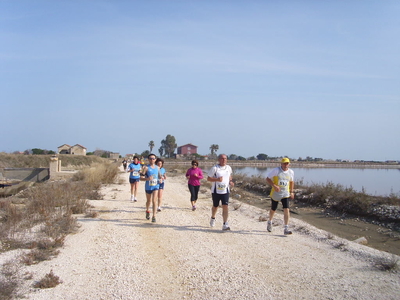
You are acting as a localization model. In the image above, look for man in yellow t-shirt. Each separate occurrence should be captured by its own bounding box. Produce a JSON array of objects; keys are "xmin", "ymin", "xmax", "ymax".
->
[{"xmin": 266, "ymin": 157, "xmax": 295, "ymax": 235}]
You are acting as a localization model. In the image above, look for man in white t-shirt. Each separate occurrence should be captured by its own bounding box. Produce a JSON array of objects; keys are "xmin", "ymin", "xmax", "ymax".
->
[
  {"xmin": 207, "ymin": 154, "xmax": 234, "ymax": 230},
  {"xmin": 266, "ymin": 157, "xmax": 295, "ymax": 235}
]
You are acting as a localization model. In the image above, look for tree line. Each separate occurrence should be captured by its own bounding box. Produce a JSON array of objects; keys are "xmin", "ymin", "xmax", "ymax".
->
[{"xmin": 137, "ymin": 135, "xmax": 289, "ymax": 161}]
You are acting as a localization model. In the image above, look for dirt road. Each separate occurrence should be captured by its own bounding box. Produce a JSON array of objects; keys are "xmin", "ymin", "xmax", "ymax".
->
[{"xmin": 25, "ymin": 171, "xmax": 399, "ymax": 299}]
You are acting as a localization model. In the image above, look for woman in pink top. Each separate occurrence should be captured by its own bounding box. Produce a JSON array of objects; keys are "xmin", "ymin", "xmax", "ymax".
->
[{"xmin": 186, "ymin": 160, "xmax": 204, "ymax": 211}]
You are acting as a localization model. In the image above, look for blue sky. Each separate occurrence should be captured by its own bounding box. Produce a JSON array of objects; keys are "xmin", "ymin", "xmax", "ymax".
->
[{"xmin": 1, "ymin": 0, "xmax": 399, "ymax": 161}]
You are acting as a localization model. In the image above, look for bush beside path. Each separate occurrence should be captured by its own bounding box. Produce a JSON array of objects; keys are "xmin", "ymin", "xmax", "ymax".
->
[{"xmin": 25, "ymin": 170, "xmax": 400, "ymax": 299}]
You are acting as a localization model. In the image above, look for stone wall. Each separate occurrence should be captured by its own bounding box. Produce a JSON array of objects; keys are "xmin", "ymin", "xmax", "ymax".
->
[{"xmin": 3, "ymin": 168, "xmax": 50, "ymax": 182}]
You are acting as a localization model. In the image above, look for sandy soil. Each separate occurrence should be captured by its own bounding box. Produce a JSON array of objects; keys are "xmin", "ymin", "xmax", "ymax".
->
[{"xmin": 23, "ymin": 169, "xmax": 399, "ymax": 299}]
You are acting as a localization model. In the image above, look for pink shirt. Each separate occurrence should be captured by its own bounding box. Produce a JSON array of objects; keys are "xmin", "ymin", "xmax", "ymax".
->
[{"xmin": 186, "ymin": 167, "xmax": 204, "ymax": 186}]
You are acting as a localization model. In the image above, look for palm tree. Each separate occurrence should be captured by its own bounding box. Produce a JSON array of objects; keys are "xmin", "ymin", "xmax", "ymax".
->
[
  {"xmin": 209, "ymin": 144, "xmax": 219, "ymax": 157},
  {"xmin": 149, "ymin": 140, "xmax": 155, "ymax": 153}
]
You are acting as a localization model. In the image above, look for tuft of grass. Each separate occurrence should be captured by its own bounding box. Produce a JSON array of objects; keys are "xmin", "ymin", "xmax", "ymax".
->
[
  {"xmin": 33, "ymin": 270, "xmax": 62, "ymax": 289},
  {"xmin": 295, "ymin": 225, "xmax": 311, "ymax": 235},
  {"xmin": 258, "ymin": 215, "xmax": 268, "ymax": 222},
  {"xmin": 85, "ymin": 210, "xmax": 98, "ymax": 218},
  {"xmin": 21, "ymin": 248, "xmax": 60, "ymax": 266},
  {"xmin": 374, "ymin": 254, "xmax": 399, "ymax": 271},
  {"xmin": 0, "ymin": 260, "xmax": 21, "ymax": 300},
  {"xmin": 21, "ymin": 237, "xmax": 64, "ymax": 265},
  {"xmin": 326, "ymin": 233, "xmax": 335, "ymax": 240},
  {"xmin": 333, "ymin": 241, "xmax": 348, "ymax": 251}
]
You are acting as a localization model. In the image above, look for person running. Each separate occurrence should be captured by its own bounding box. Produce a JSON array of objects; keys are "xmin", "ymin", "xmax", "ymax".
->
[
  {"xmin": 155, "ymin": 158, "xmax": 166, "ymax": 212},
  {"xmin": 140, "ymin": 154, "xmax": 161, "ymax": 222},
  {"xmin": 265, "ymin": 157, "xmax": 295, "ymax": 235},
  {"xmin": 127, "ymin": 156, "xmax": 141, "ymax": 201},
  {"xmin": 186, "ymin": 160, "xmax": 203, "ymax": 211},
  {"xmin": 122, "ymin": 159, "xmax": 128, "ymax": 171},
  {"xmin": 207, "ymin": 154, "xmax": 234, "ymax": 231},
  {"xmin": 140, "ymin": 156, "xmax": 145, "ymax": 170}
]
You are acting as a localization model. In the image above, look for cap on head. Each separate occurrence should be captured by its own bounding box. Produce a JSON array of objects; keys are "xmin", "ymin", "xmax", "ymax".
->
[{"xmin": 281, "ymin": 158, "xmax": 290, "ymax": 163}]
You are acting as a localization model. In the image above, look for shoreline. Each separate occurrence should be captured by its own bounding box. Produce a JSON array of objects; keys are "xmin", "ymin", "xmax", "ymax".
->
[{"xmin": 168, "ymin": 159, "xmax": 400, "ymax": 169}]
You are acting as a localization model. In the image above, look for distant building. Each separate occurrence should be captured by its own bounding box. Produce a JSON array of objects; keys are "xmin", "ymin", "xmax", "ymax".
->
[
  {"xmin": 58, "ymin": 144, "xmax": 71, "ymax": 154},
  {"xmin": 58, "ymin": 144, "xmax": 87, "ymax": 156},
  {"xmin": 109, "ymin": 152, "xmax": 120, "ymax": 160},
  {"xmin": 177, "ymin": 143, "xmax": 198, "ymax": 156}
]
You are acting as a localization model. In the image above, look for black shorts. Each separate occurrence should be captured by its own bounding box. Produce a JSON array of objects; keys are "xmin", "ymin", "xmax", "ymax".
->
[
  {"xmin": 129, "ymin": 178, "xmax": 140, "ymax": 184},
  {"xmin": 212, "ymin": 193, "xmax": 230, "ymax": 207},
  {"xmin": 145, "ymin": 189, "xmax": 158, "ymax": 194},
  {"xmin": 270, "ymin": 197, "xmax": 290, "ymax": 211}
]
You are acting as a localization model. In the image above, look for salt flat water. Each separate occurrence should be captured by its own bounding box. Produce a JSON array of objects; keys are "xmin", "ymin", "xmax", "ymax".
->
[{"xmin": 233, "ymin": 167, "xmax": 400, "ymax": 196}]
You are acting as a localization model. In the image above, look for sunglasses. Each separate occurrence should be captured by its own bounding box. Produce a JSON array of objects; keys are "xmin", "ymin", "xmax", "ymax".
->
[{"xmin": 192, "ymin": 163, "xmax": 198, "ymax": 166}]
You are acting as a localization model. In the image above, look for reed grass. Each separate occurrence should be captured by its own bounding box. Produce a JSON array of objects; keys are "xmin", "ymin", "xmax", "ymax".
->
[{"xmin": 0, "ymin": 153, "xmax": 106, "ymax": 169}]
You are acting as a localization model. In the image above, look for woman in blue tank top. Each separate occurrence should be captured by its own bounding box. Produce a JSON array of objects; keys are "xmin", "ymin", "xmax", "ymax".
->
[{"xmin": 141, "ymin": 154, "xmax": 161, "ymax": 223}]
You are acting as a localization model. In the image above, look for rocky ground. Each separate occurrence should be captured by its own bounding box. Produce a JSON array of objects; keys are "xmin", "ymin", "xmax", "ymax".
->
[{"xmin": 21, "ymin": 170, "xmax": 400, "ymax": 299}]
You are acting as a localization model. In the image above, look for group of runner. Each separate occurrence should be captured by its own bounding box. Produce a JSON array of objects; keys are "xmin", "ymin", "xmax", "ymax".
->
[
  {"xmin": 125, "ymin": 153, "xmax": 294, "ymax": 234},
  {"xmin": 126, "ymin": 154, "xmax": 166, "ymax": 223}
]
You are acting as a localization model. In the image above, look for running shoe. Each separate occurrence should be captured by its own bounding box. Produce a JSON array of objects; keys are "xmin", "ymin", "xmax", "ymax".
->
[
  {"xmin": 146, "ymin": 211, "xmax": 150, "ymax": 220},
  {"xmin": 267, "ymin": 222, "xmax": 272, "ymax": 232},
  {"xmin": 284, "ymin": 228, "xmax": 292, "ymax": 235},
  {"xmin": 157, "ymin": 207, "xmax": 161, "ymax": 212},
  {"xmin": 130, "ymin": 195, "xmax": 134, "ymax": 201},
  {"xmin": 222, "ymin": 223, "xmax": 230, "ymax": 231},
  {"xmin": 192, "ymin": 205, "xmax": 196, "ymax": 211},
  {"xmin": 151, "ymin": 216, "xmax": 156, "ymax": 223},
  {"xmin": 134, "ymin": 197, "xmax": 137, "ymax": 202},
  {"xmin": 210, "ymin": 218, "xmax": 216, "ymax": 227}
]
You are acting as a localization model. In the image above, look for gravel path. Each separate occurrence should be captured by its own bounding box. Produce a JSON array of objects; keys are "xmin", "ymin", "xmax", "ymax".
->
[{"xmin": 25, "ymin": 171, "xmax": 400, "ymax": 299}]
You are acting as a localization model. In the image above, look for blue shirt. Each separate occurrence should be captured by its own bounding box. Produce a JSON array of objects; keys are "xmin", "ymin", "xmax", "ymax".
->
[
  {"xmin": 127, "ymin": 163, "xmax": 141, "ymax": 179},
  {"xmin": 145, "ymin": 165, "xmax": 160, "ymax": 191}
]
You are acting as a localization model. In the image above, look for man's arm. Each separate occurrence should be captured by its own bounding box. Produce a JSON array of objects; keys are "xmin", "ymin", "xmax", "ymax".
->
[
  {"xmin": 266, "ymin": 177, "xmax": 280, "ymax": 192},
  {"xmin": 207, "ymin": 176, "xmax": 221, "ymax": 182},
  {"xmin": 140, "ymin": 166, "xmax": 148, "ymax": 181},
  {"xmin": 289, "ymin": 180, "xmax": 294, "ymax": 199}
]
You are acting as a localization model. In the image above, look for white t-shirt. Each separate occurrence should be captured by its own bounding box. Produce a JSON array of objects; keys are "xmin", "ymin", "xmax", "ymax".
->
[
  {"xmin": 208, "ymin": 164, "xmax": 233, "ymax": 194},
  {"xmin": 267, "ymin": 167, "xmax": 294, "ymax": 201}
]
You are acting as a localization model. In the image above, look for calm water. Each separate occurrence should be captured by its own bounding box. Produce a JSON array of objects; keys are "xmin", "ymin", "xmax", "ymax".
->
[{"xmin": 234, "ymin": 167, "xmax": 400, "ymax": 196}]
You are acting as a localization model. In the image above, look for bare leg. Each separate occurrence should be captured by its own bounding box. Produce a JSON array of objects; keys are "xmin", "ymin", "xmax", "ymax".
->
[
  {"xmin": 133, "ymin": 182, "xmax": 139, "ymax": 199},
  {"xmin": 268, "ymin": 209, "xmax": 276, "ymax": 222},
  {"xmin": 130, "ymin": 183, "xmax": 134, "ymax": 195},
  {"xmin": 151, "ymin": 191, "xmax": 157, "ymax": 217},
  {"xmin": 157, "ymin": 189, "xmax": 164, "ymax": 208},
  {"xmin": 283, "ymin": 208, "xmax": 290, "ymax": 225},
  {"xmin": 211, "ymin": 206, "xmax": 218, "ymax": 218},
  {"xmin": 222, "ymin": 205, "xmax": 229, "ymax": 223},
  {"xmin": 146, "ymin": 193, "xmax": 151, "ymax": 211}
]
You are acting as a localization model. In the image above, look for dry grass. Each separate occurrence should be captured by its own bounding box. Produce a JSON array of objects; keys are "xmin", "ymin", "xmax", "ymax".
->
[
  {"xmin": 0, "ymin": 159, "xmax": 119, "ymax": 296},
  {"xmin": 0, "ymin": 153, "xmax": 106, "ymax": 169},
  {"xmin": 72, "ymin": 162, "xmax": 119, "ymax": 184},
  {"xmin": 85, "ymin": 210, "xmax": 99, "ymax": 218},
  {"xmin": 33, "ymin": 270, "xmax": 62, "ymax": 289},
  {"xmin": 0, "ymin": 260, "xmax": 21, "ymax": 300},
  {"xmin": 333, "ymin": 241, "xmax": 348, "ymax": 251}
]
